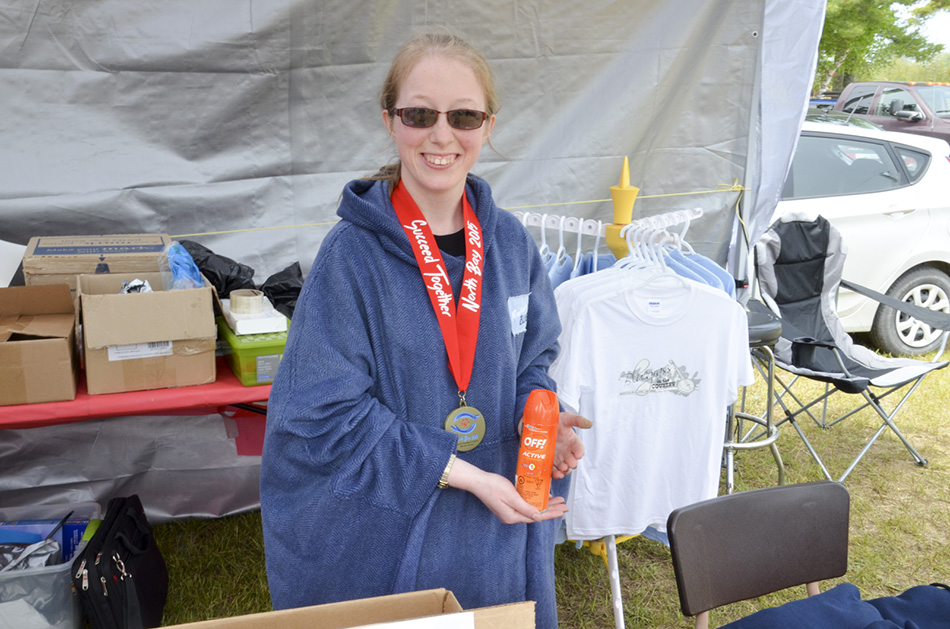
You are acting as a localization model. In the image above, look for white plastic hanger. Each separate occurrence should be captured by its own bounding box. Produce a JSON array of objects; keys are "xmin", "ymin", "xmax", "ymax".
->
[
  {"xmin": 572, "ymin": 217, "xmax": 586, "ymax": 273},
  {"xmin": 554, "ymin": 215, "xmax": 568, "ymax": 265},
  {"xmin": 538, "ymin": 213, "xmax": 552, "ymax": 262}
]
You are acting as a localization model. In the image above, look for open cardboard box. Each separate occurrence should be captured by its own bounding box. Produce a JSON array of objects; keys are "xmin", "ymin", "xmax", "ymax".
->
[
  {"xmin": 163, "ymin": 588, "xmax": 534, "ymax": 629},
  {"xmin": 0, "ymin": 283, "xmax": 79, "ymax": 406},
  {"xmin": 79, "ymin": 271, "xmax": 217, "ymax": 395}
]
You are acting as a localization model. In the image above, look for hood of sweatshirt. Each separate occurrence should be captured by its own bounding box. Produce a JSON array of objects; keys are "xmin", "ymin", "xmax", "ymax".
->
[{"xmin": 337, "ymin": 175, "xmax": 500, "ymax": 266}]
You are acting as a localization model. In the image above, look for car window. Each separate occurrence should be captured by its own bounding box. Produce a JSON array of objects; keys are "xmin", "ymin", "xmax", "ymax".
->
[
  {"xmin": 913, "ymin": 84, "xmax": 950, "ymax": 118},
  {"xmin": 783, "ymin": 135, "xmax": 902, "ymax": 200},
  {"xmin": 840, "ymin": 85, "xmax": 877, "ymax": 115},
  {"xmin": 894, "ymin": 145, "xmax": 930, "ymax": 183},
  {"xmin": 875, "ymin": 87, "xmax": 920, "ymax": 117}
]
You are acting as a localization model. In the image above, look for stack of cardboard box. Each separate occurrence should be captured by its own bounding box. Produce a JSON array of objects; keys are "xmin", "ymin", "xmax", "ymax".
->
[{"xmin": 0, "ymin": 234, "xmax": 217, "ymax": 405}]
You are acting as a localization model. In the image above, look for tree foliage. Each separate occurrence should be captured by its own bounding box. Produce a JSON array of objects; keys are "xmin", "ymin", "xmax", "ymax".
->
[
  {"xmin": 871, "ymin": 51, "xmax": 950, "ymax": 82},
  {"xmin": 815, "ymin": 0, "xmax": 947, "ymax": 94}
]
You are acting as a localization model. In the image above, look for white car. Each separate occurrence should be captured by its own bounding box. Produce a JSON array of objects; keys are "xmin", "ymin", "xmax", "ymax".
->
[{"xmin": 773, "ymin": 121, "xmax": 950, "ymax": 356}]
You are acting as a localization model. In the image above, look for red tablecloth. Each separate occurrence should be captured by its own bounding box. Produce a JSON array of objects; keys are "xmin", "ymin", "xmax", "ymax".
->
[{"xmin": 0, "ymin": 357, "xmax": 270, "ymax": 430}]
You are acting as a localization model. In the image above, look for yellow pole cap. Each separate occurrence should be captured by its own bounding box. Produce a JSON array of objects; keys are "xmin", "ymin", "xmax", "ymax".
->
[
  {"xmin": 607, "ymin": 157, "xmax": 639, "ymax": 257},
  {"xmin": 609, "ymin": 156, "xmax": 639, "ymax": 225}
]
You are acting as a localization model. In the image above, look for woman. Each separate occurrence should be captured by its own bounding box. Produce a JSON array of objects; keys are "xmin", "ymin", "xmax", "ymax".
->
[{"xmin": 260, "ymin": 32, "xmax": 590, "ymax": 629}]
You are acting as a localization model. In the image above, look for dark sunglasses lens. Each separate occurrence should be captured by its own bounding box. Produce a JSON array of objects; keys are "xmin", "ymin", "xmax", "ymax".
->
[
  {"xmin": 400, "ymin": 108, "xmax": 438, "ymax": 128},
  {"xmin": 448, "ymin": 110, "xmax": 485, "ymax": 130}
]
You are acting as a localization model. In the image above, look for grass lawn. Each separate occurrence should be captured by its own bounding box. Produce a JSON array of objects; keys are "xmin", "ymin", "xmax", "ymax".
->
[{"xmin": 154, "ymin": 346, "xmax": 950, "ymax": 627}]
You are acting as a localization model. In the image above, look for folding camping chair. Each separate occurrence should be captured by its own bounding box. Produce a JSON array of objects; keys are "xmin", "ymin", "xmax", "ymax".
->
[
  {"xmin": 667, "ymin": 481, "xmax": 850, "ymax": 629},
  {"xmin": 753, "ymin": 212, "xmax": 950, "ymax": 482}
]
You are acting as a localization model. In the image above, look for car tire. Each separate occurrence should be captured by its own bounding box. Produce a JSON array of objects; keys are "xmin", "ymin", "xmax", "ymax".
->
[{"xmin": 869, "ymin": 267, "xmax": 950, "ymax": 356}]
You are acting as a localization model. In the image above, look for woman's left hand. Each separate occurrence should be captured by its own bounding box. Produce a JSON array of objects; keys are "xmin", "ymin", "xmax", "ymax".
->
[{"xmin": 552, "ymin": 411, "xmax": 592, "ymax": 479}]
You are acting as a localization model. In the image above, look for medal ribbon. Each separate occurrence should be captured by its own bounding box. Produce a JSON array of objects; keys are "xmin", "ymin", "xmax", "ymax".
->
[{"xmin": 392, "ymin": 182, "xmax": 484, "ymax": 393}]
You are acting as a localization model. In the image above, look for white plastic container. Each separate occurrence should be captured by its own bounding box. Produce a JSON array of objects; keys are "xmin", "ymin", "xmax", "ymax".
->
[{"xmin": 0, "ymin": 502, "xmax": 101, "ymax": 629}]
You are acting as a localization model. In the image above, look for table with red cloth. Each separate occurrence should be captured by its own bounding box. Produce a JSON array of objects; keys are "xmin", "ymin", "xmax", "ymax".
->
[
  {"xmin": 0, "ymin": 356, "xmax": 269, "ymax": 430},
  {"xmin": 0, "ymin": 357, "xmax": 271, "ymax": 519}
]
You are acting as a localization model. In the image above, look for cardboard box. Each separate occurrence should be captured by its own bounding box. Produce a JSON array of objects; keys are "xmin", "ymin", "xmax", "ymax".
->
[
  {"xmin": 0, "ymin": 284, "xmax": 79, "ymax": 406},
  {"xmin": 23, "ymin": 233, "xmax": 172, "ymax": 292},
  {"xmin": 80, "ymin": 272, "xmax": 217, "ymax": 395},
  {"xmin": 163, "ymin": 588, "xmax": 534, "ymax": 629},
  {"xmin": 0, "ymin": 515, "xmax": 91, "ymax": 562}
]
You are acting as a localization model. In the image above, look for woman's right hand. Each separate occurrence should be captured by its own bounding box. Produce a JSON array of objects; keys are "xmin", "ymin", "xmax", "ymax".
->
[{"xmin": 445, "ymin": 457, "xmax": 568, "ymax": 524}]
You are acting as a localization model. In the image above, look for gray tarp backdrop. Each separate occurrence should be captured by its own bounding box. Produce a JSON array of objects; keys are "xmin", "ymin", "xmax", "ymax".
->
[{"xmin": 0, "ymin": 1, "xmax": 826, "ymax": 519}]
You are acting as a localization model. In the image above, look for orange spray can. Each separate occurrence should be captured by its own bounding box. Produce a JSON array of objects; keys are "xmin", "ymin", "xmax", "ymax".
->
[{"xmin": 516, "ymin": 388, "xmax": 559, "ymax": 511}]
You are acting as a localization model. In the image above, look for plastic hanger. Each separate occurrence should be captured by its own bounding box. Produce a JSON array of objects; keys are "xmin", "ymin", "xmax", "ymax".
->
[
  {"xmin": 674, "ymin": 210, "xmax": 698, "ymax": 255},
  {"xmin": 538, "ymin": 213, "xmax": 552, "ymax": 262},
  {"xmin": 554, "ymin": 215, "xmax": 568, "ymax": 265},
  {"xmin": 592, "ymin": 220, "xmax": 604, "ymax": 272},
  {"xmin": 572, "ymin": 217, "xmax": 585, "ymax": 273}
]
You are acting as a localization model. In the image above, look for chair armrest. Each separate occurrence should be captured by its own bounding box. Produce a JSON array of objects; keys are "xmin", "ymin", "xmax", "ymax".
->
[
  {"xmin": 791, "ymin": 337, "xmax": 856, "ymax": 378},
  {"xmin": 840, "ymin": 279, "xmax": 950, "ymax": 332},
  {"xmin": 840, "ymin": 279, "xmax": 950, "ymax": 361}
]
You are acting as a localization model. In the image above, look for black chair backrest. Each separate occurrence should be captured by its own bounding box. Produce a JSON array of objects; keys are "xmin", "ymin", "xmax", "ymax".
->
[
  {"xmin": 758, "ymin": 216, "xmax": 890, "ymax": 385},
  {"xmin": 667, "ymin": 481, "xmax": 850, "ymax": 618},
  {"xmin": 768, "ymin": 216, "xmax": 833, "ymax": 345}
]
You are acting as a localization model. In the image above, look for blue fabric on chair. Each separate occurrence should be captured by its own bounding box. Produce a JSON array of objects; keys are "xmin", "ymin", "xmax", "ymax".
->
[
  {"xmin": 720, "ymin": 584, "xmax": 884, "ymax": 629},
  {"xmin": 720, "ymin": 583, "xmax": 950, "ymax": 629},
  {"xmin": 866, "ymin": 584, "xmax": 950, "ymax": 628}
]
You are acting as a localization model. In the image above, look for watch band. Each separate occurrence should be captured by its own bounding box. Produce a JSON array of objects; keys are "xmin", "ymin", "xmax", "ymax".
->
[{"xmin": 438, "ymin": 453, "xmax": 457, "ymax": 489}]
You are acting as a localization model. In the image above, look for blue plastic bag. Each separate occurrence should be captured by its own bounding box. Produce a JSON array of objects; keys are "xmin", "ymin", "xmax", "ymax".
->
[{"xmin": 159, "ymin": 241, "xmax": 203, "ymax": 290}]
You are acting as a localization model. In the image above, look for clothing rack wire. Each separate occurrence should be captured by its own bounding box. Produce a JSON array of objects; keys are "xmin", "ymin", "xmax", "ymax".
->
[{"xmin": 514, "ymin": 208, "xmax": 703, "ymax": 241}]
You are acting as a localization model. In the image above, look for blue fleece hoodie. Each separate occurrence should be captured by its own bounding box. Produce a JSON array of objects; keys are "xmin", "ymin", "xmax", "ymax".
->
[{"xmin": 261, "ymin": 175, "xmax": 565, "ymax": 627}]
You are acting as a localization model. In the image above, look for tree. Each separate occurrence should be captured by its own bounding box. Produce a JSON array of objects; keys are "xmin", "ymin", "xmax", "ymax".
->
[
  {"xmin": 872, "ymin": 51, "xmax": 950, "ymax": 81},
  {"xmin": 815, "ymin": 0, "xmax": 946, "ymax": 94}
]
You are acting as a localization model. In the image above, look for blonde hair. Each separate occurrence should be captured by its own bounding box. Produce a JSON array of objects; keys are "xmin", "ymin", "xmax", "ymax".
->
[{"xmin": 370, "ymin": 32, "xmax": 499, "ymax": 191}]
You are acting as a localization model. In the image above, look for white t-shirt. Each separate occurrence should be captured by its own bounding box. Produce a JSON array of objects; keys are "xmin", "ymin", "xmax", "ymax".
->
[{"xmin": 550, "ymin": 276, "xmax": 753, "ymax": 539}]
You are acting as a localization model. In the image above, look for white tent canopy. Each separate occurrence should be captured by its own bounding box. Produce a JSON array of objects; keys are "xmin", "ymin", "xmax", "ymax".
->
[
  {"xmin": 0, "ymin": 0, "xmax": 825, "ymax": 517},
  {"xmin": 1, "ymin": 0, "xmax": 824, "ymax": 281}
]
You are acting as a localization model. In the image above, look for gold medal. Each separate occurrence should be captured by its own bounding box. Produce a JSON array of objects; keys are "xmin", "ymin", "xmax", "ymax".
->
[{"xmin": 444, "ymin": 405, "xmax": 486, "ymax": 452}]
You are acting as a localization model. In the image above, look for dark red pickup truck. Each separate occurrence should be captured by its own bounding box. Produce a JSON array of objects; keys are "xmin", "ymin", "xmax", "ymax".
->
[{"xmin": 832, "ymin": 81, "xmax": 950, "ymax": 143}]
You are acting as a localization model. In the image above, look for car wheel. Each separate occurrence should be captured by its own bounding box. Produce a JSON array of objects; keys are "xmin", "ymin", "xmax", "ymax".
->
[{"xmin": 869, "ymin": 267, "xmax": 950, "ymax": 356}]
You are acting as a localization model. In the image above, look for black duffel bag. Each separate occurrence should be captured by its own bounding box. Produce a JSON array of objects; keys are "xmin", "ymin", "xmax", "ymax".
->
[{"xmin": 71, "ymin": 495, "xmax": 168, "ymax": 629}]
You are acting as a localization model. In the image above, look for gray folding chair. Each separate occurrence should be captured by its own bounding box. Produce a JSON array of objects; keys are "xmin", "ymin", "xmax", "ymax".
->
[
  {"xmin": 754, "ymin": 214, "xmax": 950, "ymax": 481},
  {"xmin": 667, "ymin": 481, "xmax": 850, "ymax": 629}
]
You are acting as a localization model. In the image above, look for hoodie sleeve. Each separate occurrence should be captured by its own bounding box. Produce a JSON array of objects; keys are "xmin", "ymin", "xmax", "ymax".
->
[
  {"xmin": 264, "ymin": 224, "xmax": 459, "ymax": 520},
  {"xmin": 509, "ymin": 218, "xmax": 562, "ymax": 421}
]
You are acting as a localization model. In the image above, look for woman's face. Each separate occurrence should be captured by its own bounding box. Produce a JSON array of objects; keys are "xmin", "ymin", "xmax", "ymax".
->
[{"xmin": 384, "ymin": 54, "xmax": 495, "ymax": 205}]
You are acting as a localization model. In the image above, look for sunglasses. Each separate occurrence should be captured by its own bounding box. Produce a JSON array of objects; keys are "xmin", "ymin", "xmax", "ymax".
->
[{"xmin": 394, "ymin": 107, "xmax": 489, "ymax": 130}]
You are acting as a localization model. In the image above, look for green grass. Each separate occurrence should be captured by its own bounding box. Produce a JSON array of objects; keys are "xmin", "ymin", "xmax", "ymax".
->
[{"xmin": 154, "ymin": 350, "xmax": 950, "ymax": 627}]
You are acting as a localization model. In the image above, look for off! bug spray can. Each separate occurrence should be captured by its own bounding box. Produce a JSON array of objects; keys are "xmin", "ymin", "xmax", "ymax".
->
[{"xmin": 516, "ymin": 389, "xmax": 559, "ymax": 511}]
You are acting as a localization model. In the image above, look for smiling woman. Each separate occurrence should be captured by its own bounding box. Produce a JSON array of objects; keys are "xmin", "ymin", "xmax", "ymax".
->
[
  {"xmin": 382, "ymin": 53, "xmax": 496, "ymax": 234},
  {"xmin": 259, "ymin": 31, "xmax": 590, "ymax": 629}
]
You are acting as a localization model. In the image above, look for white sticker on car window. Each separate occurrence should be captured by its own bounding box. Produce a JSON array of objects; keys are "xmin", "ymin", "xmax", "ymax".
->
[{"xmin": 508, "ymin": 293, "xmax": 530, "ymax": 336}]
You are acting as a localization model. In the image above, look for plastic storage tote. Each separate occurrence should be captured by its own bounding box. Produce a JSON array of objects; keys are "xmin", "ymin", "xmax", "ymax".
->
[
  {"xmin": 217, "ymin": 317, "xmax": 288, "ymax": 386},
  {"xmin": 0, "ymin": 501, "xmax": 101, "ymax": 629}
]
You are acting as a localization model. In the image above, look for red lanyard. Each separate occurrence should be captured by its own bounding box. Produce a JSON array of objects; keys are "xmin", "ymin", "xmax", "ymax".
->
[{"xmin": 392, "ymin": 182, "xmax": 484, "ymax": 394}]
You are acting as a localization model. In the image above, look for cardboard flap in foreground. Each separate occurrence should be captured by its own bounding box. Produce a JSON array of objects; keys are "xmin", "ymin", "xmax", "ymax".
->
[
  {"xmin": 162, "ymin": 589, "xmax": 534, "ymax": 629},
  {"xmin": 1, "ymin": 313, "xmax": 75, "ymax": 341},
  {"xmin": 0, "ymin": 284, "xmax": 73, "ymax": 317}
]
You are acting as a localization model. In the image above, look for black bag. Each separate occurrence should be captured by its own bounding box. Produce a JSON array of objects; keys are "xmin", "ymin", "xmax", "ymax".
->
[{"xmin": 71, "ymin": 495, "xmax": 168, "ymax": 629}]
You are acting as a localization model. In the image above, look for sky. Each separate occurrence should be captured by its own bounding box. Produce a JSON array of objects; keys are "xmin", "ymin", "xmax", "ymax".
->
[{"xmin": 921, "ymin": 11, "xmax": 950, "ymax": 50}]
